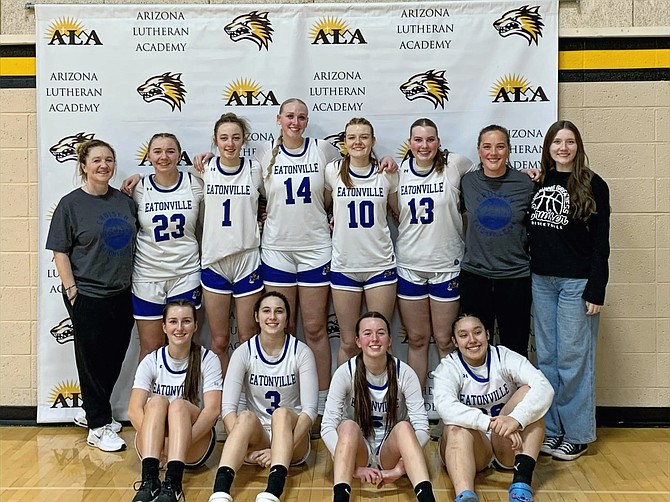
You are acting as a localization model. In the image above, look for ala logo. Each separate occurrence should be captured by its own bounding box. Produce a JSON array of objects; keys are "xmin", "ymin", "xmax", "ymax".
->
[
  {"xmin": 49, "ymin": 132, "xmax": 96, "ymax": 163},
  {"xmin": 45, "ymin": 17, "xmax": 102, "ymax": 46},
  {"xmin": 324, "ymin": 131, "xmax": 347, "ymax": 155},
  {"xmin": 135, "ymin": 142, "xmax": 193, "ymax": 166},
  {"xmin": 310, "ymin": 17, "xmax": 367, "ymax": 45},
  {"xmin": 50, "ymin": 318, "xmax": 74, "ymax": 344},
  {"xmin": 223, "ymin": 78, "xmax": 279, "ymax": 106},
  {"xmin": 490, "ymin": 74, "xmax": 549, "ymax": 103},
  {"xmin": 400, "ymin": 69, "xmax": 450, "ymax": 109},
  {"xmin": 49, "ymin": 381, "xmax": 82, "ymax": 409},
  {"xmin": 396, "ymin": 141, "xmax": 411, "ymax": 162},
  {"xmin": 225, "ymin": 11, "xmax": 274, "ymax": 51},
  {"xmin": 137, "ymin": 72, "xmax": 187, "ymax": 111},
  {"xmin": 493, "ymin": 5, "xmax": 544, "ymax": 46}
]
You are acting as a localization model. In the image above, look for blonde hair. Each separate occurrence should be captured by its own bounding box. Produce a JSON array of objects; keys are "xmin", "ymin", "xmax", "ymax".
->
[{"xmin": 266, "ymin": 98, "xmax": 308, "ymax": 179}]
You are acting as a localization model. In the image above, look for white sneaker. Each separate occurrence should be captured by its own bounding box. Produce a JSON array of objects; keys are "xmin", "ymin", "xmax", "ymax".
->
[
  {"xmin": 75, "ymin": 409, "xmax": 122, "ymax": 433},
  {"xmin": 87, "ymin": 424, "xmax": 126, "ymax": 452},
  {"xmin": 209, "ymin": 493, "xmax": 233, "ymax": 502},
  {"xmin": 255, "ymin": 492, "xmax": 280, "ymax": 502}
]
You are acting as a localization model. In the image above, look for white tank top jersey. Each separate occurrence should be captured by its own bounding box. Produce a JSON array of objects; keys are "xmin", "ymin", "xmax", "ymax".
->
[
  {"xmin": 325, "ymin": 161, "xmax": 398, "ymax": 272},
  {"xmin": 395, "ymin": 153, "xmax": 475, "ymax": 273},
  {"xmin": 200, "ymin": 157, "xmax": 262, "ymax": 268},
  {"xmin": 255, "ymin": 138, "xmax": 340, "ymax": 251},
  {"xmin": 221, "ymin": 334, "xmax": 319, "ymax": 428},
  {"xmin": 321, "ymin": 355, "xmax": 429, "ymax": 456},
  {"xmin": 133, "ymin": 172, "xmax": 203, "ymax": 282},
  {"xmin": 132, "ymin": 345, "xmax": 223, "ymax": 405},
  {"xmin": 432, "ymin": 345, "xmax": 554, "ymax": 432}
]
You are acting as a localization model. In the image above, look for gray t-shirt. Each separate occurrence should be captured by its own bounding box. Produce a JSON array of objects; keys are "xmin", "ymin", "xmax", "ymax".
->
[
  {"xmin": 460, "ymin": 168, "xmax": 534, "ymax": 279},
  {"xmin": 46, "ymin": 187, "xmax": 137, "ymax": 297}
]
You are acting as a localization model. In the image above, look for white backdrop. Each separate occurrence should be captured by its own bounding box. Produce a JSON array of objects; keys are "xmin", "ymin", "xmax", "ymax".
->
[{"xmin": 36, "ymin": 1, "xmax": 556, "ymax": 422}]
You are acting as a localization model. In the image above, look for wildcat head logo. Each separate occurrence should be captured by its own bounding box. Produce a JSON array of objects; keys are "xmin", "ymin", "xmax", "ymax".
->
[
  {"xmin": 50, "ymin": 132, "xmax": 95, "ymax": 163},
  {"xmin": 225, "ymin": 11, "xmax": 274, "ymax": 51},
  {"xmin": 137, "ymin": 72, "xmax": 187, "ymax": 111},
  {"xmin": 50, "ymin": 318, "xmax": 74, "ymax": 344},
  {"xmin": 400, "ymin": 70, "xmax": 450, "ymax": 109},
  {"xmin": 324, "ymin": 132, "xmax": 347, "ymax": 155},
  {"xmin": 493, "ymin": 5, "xmax": 544, "ymax": 46}
]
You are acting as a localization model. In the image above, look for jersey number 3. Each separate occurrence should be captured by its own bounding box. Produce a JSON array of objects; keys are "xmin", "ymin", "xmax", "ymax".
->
[{"xmin": 265, "ymin": 390, "xmax": 281, "ymax": 415}]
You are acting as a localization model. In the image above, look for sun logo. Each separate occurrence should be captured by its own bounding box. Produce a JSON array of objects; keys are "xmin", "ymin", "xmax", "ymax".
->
[
  {"xmin": 400, "ymin": 70, "xmax": 450, "ymax": 109},
  {"xmin": 324, "ymin": 131, "xmax": 347, "ymax": 156},
  {"xmin": 396, "ymin": 141, "xmax": 411, "ymax": 162},
  {"xmin": 46, "ymin": 204, "xmax": 57, "ymax": 221},
  {"xmin": 493, "ymin": 5, "xmax": 544, "ymax": 46},
  {"xmin": 490, "ymin": 74, "xmax": 531, "ymax": 98},
  {"xmin": 310, "ymin": 17, "xmax": 367, "ymax": 45},
  {"xmin": 45, "ymin": 17, "xmax": 83, "ymax": 40},
  {"xmin": 48, "ymin": 380, "xmax": 82, "ymax": 408},
  {"xmin": 224, "ymin": 11, "xmax": 274, "ymax": 51},
  {"xmin": 223, "ymin": 78, "xmax": 279, "ymax": 106},
  {"xmin": 49, "ymin": 132, "xmax": 95, "ymax": 163},
  {"xmin": 50, "ymin": 318, "xmax": 74, "ymax": 344},
  {"xmin": 45, "ymin": 17, "xmax": 102, "ymax": 45},
  {"xmin": 137, "ymin": 72, "xmax": 187, "ymax": 112},
  {"xmin": 490, "ymin": 74, "xmax": 549, "ymax": 103},
  {"xmin": 136, "ymin": 142, "xmax": 150, "ymax": 163}
]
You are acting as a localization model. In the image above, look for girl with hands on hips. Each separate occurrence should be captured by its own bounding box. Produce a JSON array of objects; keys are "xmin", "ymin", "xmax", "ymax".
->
[{"xmin": 320, "ymin": 312, "xmax": 436, "ymax": 502}]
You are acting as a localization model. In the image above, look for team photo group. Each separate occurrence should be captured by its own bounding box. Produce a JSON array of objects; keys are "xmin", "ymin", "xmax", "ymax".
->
[{"xmin": 46, "ymin": 94, "xmax": 611, "ymax": 502}]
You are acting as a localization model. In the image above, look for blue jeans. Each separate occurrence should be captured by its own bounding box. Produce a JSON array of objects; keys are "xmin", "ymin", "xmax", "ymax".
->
[{"xmin": 532, "ymin": 274, "xmax": 599, "ymax": 443}]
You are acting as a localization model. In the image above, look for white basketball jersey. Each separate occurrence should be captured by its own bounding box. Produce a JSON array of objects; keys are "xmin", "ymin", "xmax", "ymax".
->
[
  {"xmin": 256, "ymin": 138, "xmax": 338, "ymax": 251},
  {"xmin": 222, "ymin": 334, "xmax": 318, "ymax": 428},
  {"xmin": 323, "ymin": 356, "xmax": 428, "ymax": 451},
  {"xmin": 201, "ymin": 157, "xmax": 262, "ymax": 267},
  {"xmin": 133, "ymin": 172, "xmax": 202, "ymax": 281},
  {"xmin": 453, "ymin": 346, "xmax": 518, "ymax": 417},
  {"xmin": 396, "ymin": 153, "xmax": 475, "ymax": 272},
  {"xmin": 325, "ymin": 161, "xmax": 398, "ymax": 272},
  {"xmin": 133, "ymin": 345, "xmax": 223, "ymax": 405}
]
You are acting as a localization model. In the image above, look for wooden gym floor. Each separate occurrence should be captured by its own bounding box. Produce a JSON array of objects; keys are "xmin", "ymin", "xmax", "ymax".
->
[{"xmin": 0, "ymin": 426, "xmax": 668, "ymax": 501}]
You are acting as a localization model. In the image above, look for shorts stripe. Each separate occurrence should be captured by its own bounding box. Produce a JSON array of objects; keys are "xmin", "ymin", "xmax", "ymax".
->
[
  {"xmin": 201, "ymin": 267, "xmax": 264, "ymax": 297},
  {"xmin": 331, "ymin": 269, "xmax": 397, "ymax": 292},
  {"xmin": 132, "ymin": 287, "xmax": 202, "ymax": 320}
]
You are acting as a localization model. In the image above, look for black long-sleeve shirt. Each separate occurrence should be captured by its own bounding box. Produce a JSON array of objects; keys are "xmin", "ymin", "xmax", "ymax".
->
[{"xmin": 528, "ymin": 169, "xmax": 610, "ymax": 305}]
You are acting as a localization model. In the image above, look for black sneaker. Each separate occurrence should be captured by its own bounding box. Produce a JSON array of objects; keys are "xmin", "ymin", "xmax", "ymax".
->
[
  {"xmin": 540, "ymin": 436, "xmax": 562, "ymax": 455},
  {"xmin": 155, "ymin": 478, "xmax": 185, "ymax": 502},
  {"xmin": 551, "ymin": 441, "xmax": 588, "ymax": 461},
  {"xmin": 132, "ymin": 477, "xmax": 161, "ymax": 502}
]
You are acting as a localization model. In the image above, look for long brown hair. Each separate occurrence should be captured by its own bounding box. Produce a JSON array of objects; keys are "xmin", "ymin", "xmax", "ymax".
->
[
  {"xmin": 352, "ymin": 312, "xmax": 398, "ymax": 438},
  {"xmin": 338, "ymin": 117, "xmax": 378, "ymax": 189},
  {"xmin": 540, "ymin": 120, "xmax": 595, "ymax": 221},
  {"xmin": 266, "ymin": 98, "xmax": 308, "ymax": 178},
  {"xmin": 162, "ymin": 299, "xmax": 201, "ymax": 405},
  {"xmin": 403, "ymin": 118, "xmax": 447, "ymax": 174}
]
